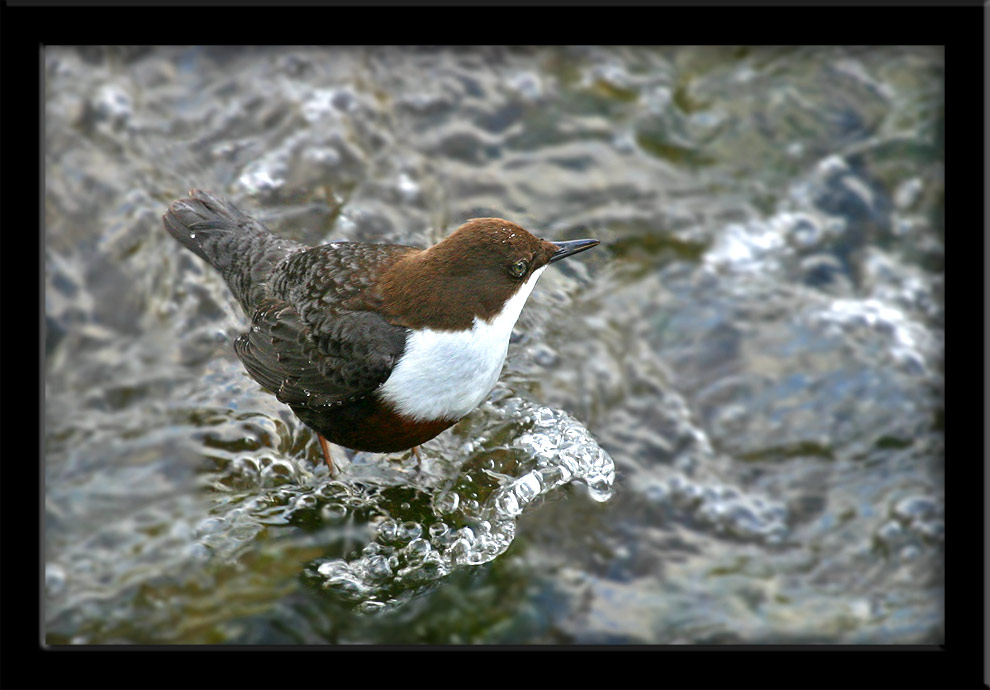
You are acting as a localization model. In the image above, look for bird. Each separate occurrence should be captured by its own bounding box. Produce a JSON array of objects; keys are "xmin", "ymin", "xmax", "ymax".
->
[{"xmin": 163, "ymin": 189, "xmax": 599, "ymax": 474}]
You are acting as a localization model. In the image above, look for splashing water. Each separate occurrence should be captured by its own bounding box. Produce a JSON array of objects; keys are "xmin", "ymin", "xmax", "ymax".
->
[{"xmin": 302, "ymin": 392, "xmax": 615, "ymax": 612}]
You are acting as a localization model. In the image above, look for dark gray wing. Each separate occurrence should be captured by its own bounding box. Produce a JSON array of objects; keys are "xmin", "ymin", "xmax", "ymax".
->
[{"xmin": 234, "ymin": 297, "xmax": 408, "ymax": 408}]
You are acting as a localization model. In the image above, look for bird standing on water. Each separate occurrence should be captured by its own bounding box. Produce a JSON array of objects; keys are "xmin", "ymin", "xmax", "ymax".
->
[{"xmin": 163, "ymin": 190, "xmax": 598, "ymax": 473}]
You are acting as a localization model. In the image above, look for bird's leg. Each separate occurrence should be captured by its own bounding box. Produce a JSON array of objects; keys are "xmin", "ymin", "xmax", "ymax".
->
[
  {"xmin": 318, "ymin": 434, "xmax": 335, "ymax": 474},
  {"xmin": 411, "ymin": 445, "xmax": 422, "ymax": 462}
]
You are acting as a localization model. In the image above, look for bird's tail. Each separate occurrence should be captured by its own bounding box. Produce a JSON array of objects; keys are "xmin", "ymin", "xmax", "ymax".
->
[{"xmin": 163, "ymin": 189, "xmax": 304, "ymax": 313}]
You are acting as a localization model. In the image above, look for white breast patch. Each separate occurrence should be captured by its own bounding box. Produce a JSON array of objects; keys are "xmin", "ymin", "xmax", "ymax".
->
[{"xmin": 379, "ymin": 266, "xmax": 547, "ymax": 422}]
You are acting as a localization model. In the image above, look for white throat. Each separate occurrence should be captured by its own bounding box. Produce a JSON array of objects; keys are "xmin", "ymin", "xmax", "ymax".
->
[{"xmin": 379, "ymin": 266, "xmax": 548, "ymax": 422}]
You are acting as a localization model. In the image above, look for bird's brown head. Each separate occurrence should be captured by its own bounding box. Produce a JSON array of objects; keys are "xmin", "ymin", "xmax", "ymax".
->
[{"xmin": 378, "ymin": 218, "xmax": 598, "ymax": 331}]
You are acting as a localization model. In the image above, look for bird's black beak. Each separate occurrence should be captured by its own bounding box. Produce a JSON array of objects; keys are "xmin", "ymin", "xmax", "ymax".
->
[{"xmin": 548, "ymin": 238, "xmax": 600, "ymax": 264}]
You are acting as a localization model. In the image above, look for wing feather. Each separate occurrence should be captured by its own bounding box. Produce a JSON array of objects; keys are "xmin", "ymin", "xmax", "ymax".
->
[{"xmin": 234, "ymin": 297, "xmax": 407, "ymax": 409}]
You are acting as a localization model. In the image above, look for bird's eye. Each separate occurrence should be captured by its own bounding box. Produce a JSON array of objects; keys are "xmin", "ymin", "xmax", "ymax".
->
[{"xmin": 509, "ymin": 259, "xmax": 528, "ymax": 278}]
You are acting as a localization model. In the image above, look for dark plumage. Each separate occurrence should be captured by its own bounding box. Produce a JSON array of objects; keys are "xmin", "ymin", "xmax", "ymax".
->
[
  {"xmin": 164, "ymin": 190, "xmax": 415, "ymax": 456},
  {"xmin": 163, "ymin": 189, "xmax": 599, "ymax": 472}
]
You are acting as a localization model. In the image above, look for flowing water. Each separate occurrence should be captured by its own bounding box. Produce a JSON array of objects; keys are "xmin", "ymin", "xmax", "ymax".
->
[{"xmin": 44, "ymin": 46, "xmax": 943, "ymax": 644}]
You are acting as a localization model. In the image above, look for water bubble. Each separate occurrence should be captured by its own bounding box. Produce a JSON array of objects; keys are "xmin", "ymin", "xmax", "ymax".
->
[
  {"xmin": 435, "ymin": 492, "xmax": 460, "ymax": 513},
  {"xmin": 403, "ymin": 538, "xmax": 432, "ymax": 565},
  {"xmin": 448, "ymin": 537, "xmax": 473, "ymax": 565},
  {"xmin": 398, "ymin": 521, "xmax": 422, "ymax": 542},
  {"xmin": 366, "ymin": 555, "xmax": 393, "ymax": 579},
  {"xmin": 321, "ymin": 503, "xmax": 348, "ymax": 522},
  {"xmin": 293, "ymin": 493, "xmax": 318, "ymax": 511},
  {"xmin": 428, "ymin": 522, "xmax": 450, "ymax": 541},
  {"xmin": 376, "ymin": 518, "xmax": 399, "ymax": 543},
  {"xmin": 317, "ymin": 560, "xmax": 344, "ymax": 578},
  {"xmin": 309, "ymin": 395, "xmax": 615, "ymax": 611},
  {"xmin": 584, "ymin": 474, "xmax": 613, "ymax": 503},
  {"xmin": 495, "ymin": 491, "xmax": 521, "ymax": 517}
]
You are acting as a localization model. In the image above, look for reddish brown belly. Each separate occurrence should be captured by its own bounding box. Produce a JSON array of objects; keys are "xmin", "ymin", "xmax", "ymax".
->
[{"xmin": 291, "ymin": 394, "xmax": 457, "ymax": 453}]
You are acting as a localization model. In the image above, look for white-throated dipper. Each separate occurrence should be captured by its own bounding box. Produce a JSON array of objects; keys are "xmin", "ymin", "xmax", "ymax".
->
[{"xmin": 163, "ymin": 190, "xmax": 598, "ymax": 473}]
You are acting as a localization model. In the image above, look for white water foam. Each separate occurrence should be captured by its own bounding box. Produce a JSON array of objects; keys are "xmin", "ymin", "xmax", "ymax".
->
[{"xmin": 306, "ymin": 394, "xmax": 615, "ymax": 611}]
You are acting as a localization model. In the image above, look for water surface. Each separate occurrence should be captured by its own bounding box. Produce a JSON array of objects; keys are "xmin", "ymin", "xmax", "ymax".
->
[{"xmin": 45, "ymin": 45, "xmax": 943, "ymax": 644}]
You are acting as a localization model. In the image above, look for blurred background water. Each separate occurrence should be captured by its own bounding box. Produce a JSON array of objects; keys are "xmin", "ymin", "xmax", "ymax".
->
[{"xmin": 44, "ymin": 45, "xmax": 943, "ymax": 644}]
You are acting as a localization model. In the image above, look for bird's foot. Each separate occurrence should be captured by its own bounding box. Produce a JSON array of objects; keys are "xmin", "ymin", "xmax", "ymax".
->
[{"xmin": 318, "ymin": 434, "xmax": 336, "ymax": 476}]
